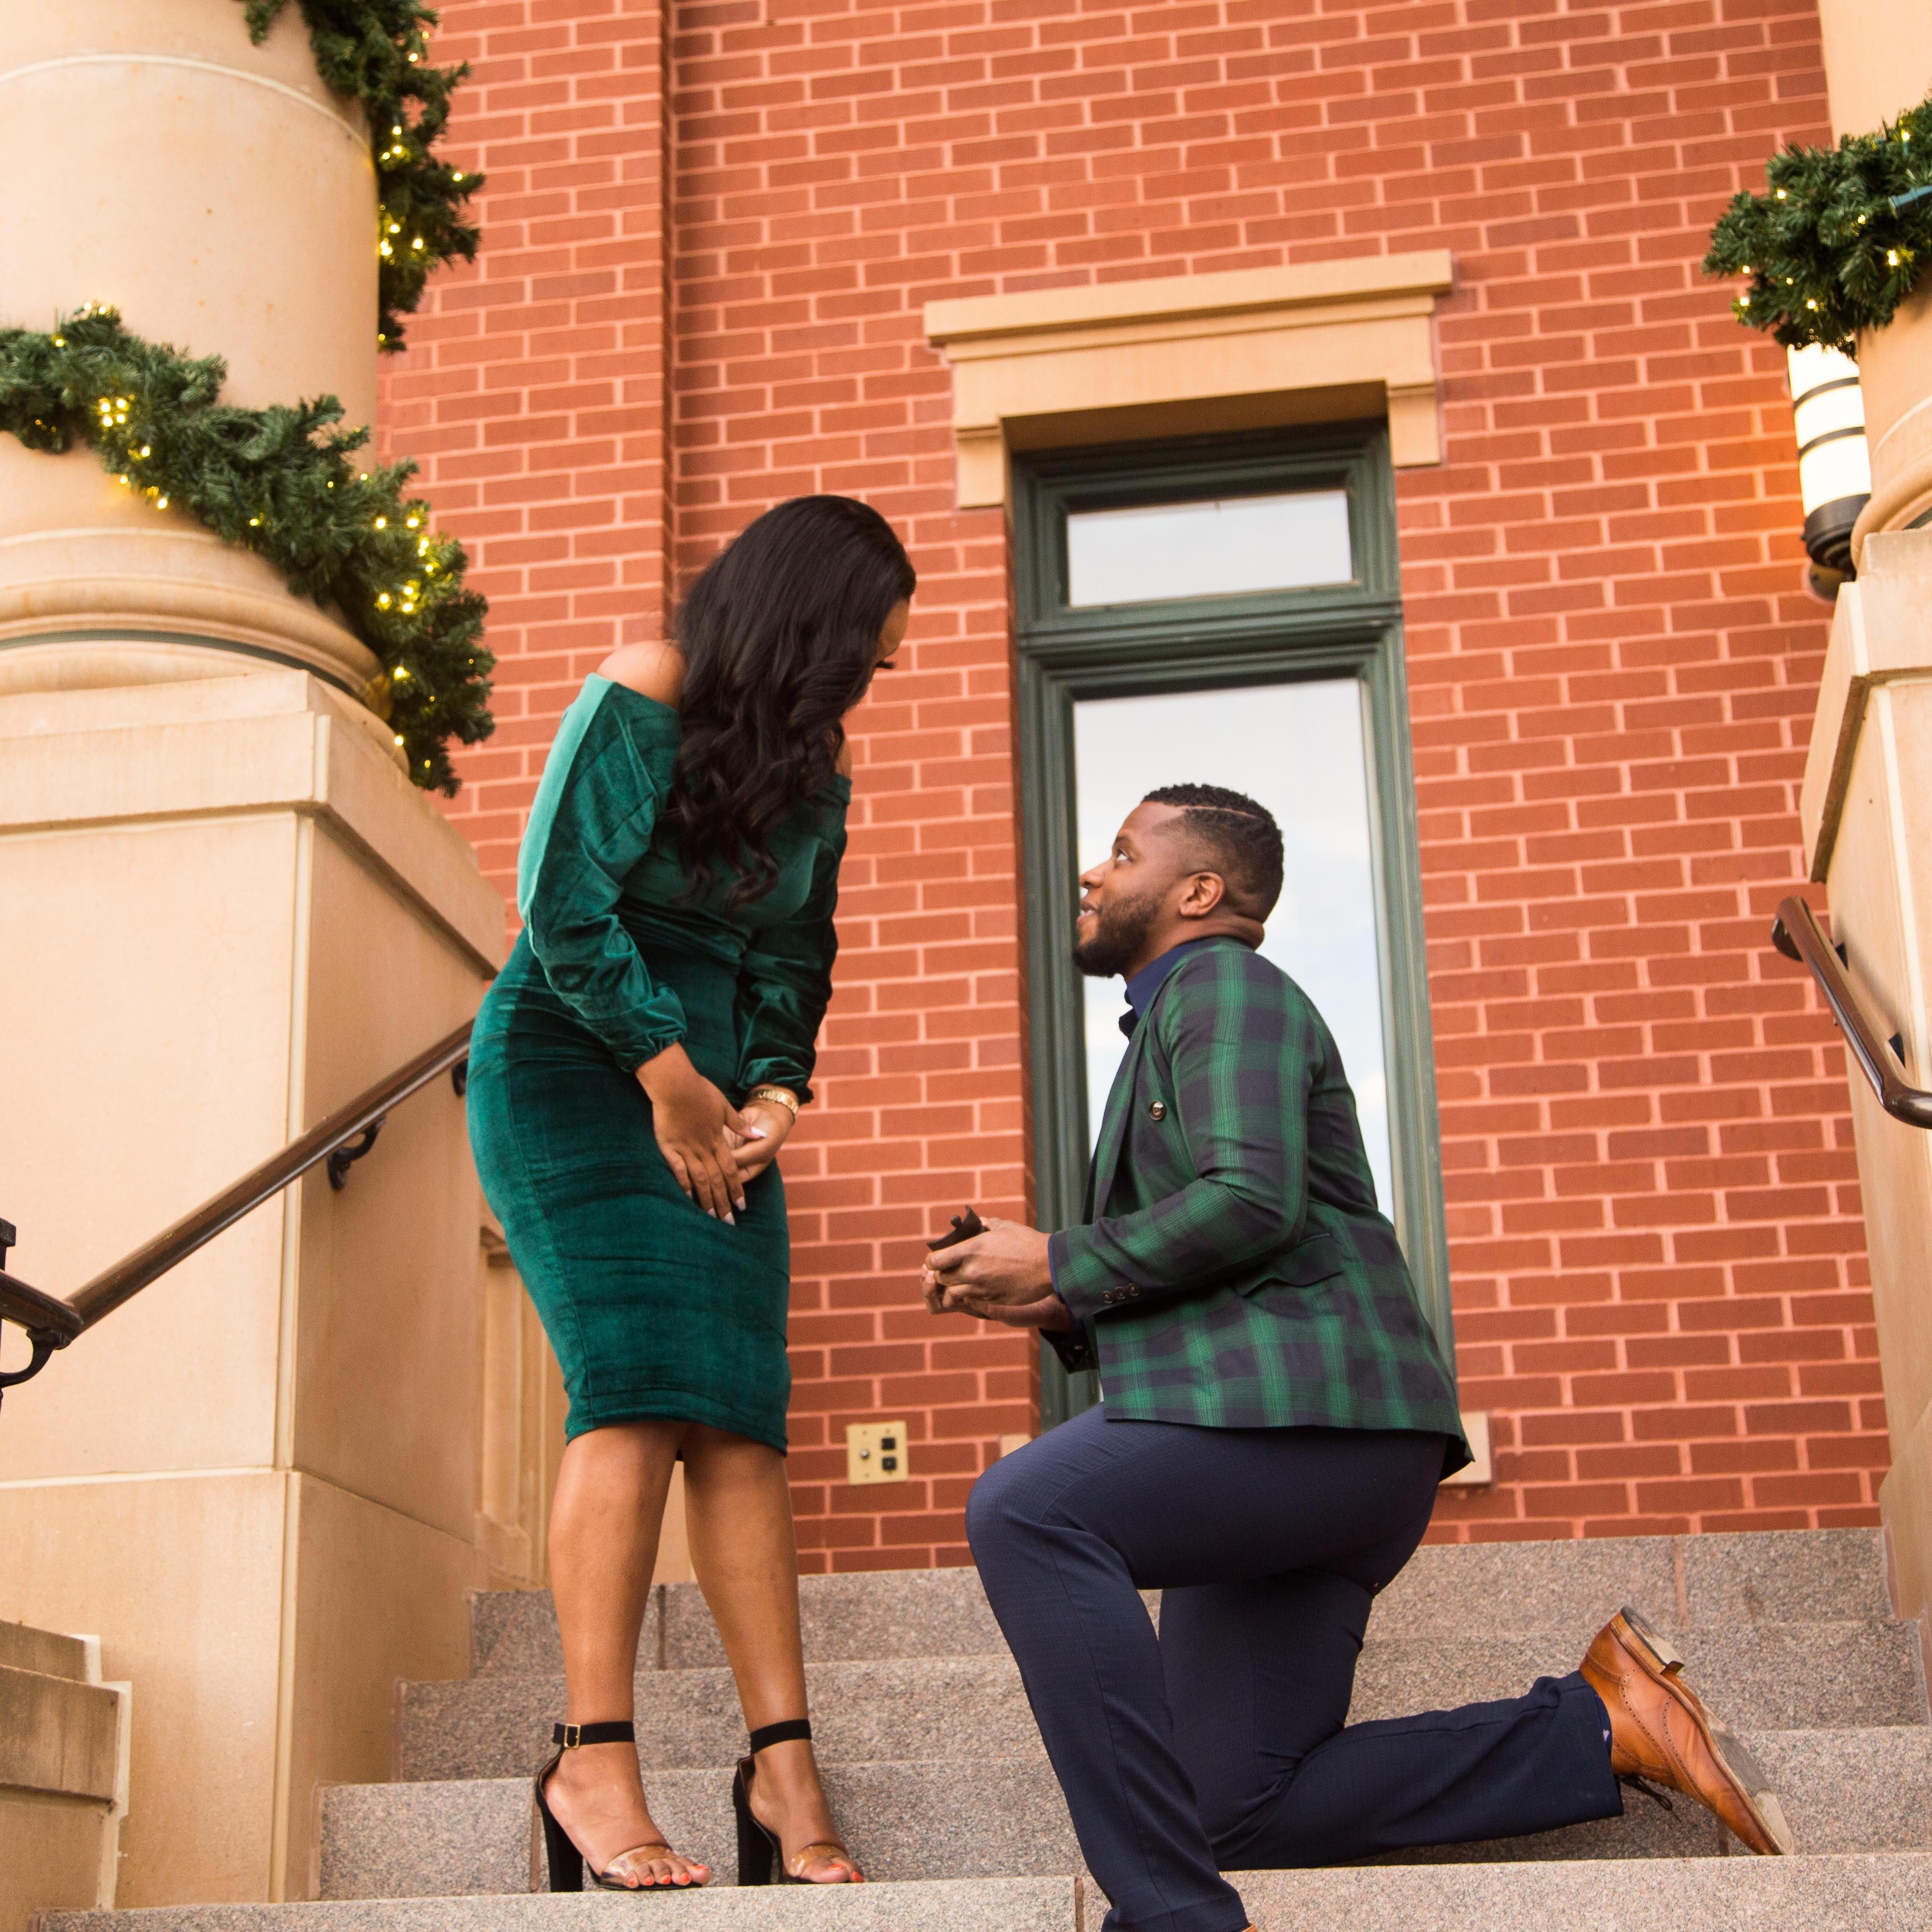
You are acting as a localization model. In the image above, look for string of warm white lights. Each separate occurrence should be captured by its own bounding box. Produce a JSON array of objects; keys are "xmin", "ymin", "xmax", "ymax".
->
[
  {"xmin": 1, "ymin": 307, "xmax": 494, "ymax": 792},
  {"xmin": 1705, "ymin": 91, "xmax": 1932, "ymax": 354},
  {"xmin": 235, "ymin": 0, "xmax": 482, "ymax": 351}
]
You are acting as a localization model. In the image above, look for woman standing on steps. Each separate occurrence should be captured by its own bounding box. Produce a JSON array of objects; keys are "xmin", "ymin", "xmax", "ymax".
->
[{"xmin": 466, "ymin": 495, "xmax": 914, "ymax": 1892}]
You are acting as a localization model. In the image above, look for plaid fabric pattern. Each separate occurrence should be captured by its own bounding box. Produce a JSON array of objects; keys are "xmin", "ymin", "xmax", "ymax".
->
[{"xmin": 1047, "ymin": 938, "xmax": 1467, "ymax": 1464}]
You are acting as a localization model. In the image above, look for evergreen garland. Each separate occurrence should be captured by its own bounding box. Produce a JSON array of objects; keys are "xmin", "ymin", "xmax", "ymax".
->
[
  {"xmin": 0, "ymin": 308, "xmax": 492, "ymax": 792},
  {"xmin": 1705, "ymin": 92, "xmax": 1932, "ymax": 355},
  {"xmin": 236, "ymin": 0, "xmax": 482, "ymax": 351}
]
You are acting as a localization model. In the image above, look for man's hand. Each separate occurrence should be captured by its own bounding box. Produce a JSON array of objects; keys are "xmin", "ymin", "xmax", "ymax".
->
[
  {"xmin": 924, "ymin": 1286, "xmax": 1072, "ymax": 1332},
  {"xmin": 921, "ymin": 1217, "xmax": 1058, "ymax": 1314}
]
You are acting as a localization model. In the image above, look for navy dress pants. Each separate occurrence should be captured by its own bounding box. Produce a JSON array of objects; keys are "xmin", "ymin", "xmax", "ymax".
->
[{"xmin": 967, "ymin": 1407, "xmax": 1623, "ymax": 1932}]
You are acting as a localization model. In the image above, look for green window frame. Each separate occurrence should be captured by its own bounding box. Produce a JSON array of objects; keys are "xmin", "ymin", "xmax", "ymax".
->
[{"xmin": 1013, "ymin": 420, "xmax": 1453, "ymax": 1427}]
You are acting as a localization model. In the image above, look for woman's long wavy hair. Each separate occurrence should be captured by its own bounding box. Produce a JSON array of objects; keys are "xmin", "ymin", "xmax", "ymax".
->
[{"xmin": 664, "ymin": 495, "xmax": 915, "ymax": 908}]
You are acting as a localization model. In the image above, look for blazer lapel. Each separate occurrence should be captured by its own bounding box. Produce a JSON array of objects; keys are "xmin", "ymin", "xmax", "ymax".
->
[{"xmin": 1084, "ymin": 1017, "xmax": 1152, "ymax": 1221}]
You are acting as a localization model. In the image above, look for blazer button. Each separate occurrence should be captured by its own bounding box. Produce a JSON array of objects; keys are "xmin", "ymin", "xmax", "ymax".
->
[{"xmin": 1148, "ymin": 1100, "xmax": 1166, "ymax": 1120}]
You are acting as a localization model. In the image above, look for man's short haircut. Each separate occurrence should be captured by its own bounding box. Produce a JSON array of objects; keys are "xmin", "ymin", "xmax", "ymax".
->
[{"xmin": 1141, "ymin": 783, "xmax": 1285, "ymax": 920}]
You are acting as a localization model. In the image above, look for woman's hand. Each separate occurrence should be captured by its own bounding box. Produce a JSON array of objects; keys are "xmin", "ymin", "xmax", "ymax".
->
[
  {"xmin": 731, "ymin": 1100, "xmax": 796, "ymax": 1186},
  {"xmin": 636, "ymin": 1044, "xmax": 746, "ymax": 1221}
]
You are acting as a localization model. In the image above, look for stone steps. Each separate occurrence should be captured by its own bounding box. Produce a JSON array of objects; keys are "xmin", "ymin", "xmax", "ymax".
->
[
  {"xmin": 44, "ymin": 1879, "xmax": 1080, "ymax": 1932},
  {"xmin": 468, "ymin": 1529, "xmax": 1899, "ymax": 1676},
  {"xmin": 44, "ymin": 1855, "xmax": 1932, "ymax": 1932},
  {"xmin": 319, "ymin": 1728, "xmax": 1932, "ymax": 1899},
  {"xmin": 400, "ymin": 1617, "xmax": 1926, "ymax": 1782},
  {"xmin": 50, "ymin": 1523, "xmax": 1932, "ymax": 1932}
]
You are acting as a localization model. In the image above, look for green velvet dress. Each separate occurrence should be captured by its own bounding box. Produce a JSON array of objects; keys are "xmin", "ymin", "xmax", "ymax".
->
[{"xmin": 466, "ymin": 675, "xmax": 848, "ymax": 1451}]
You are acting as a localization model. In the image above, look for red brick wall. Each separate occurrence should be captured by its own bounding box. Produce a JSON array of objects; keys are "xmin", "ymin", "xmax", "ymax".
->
[{"xmin": 387, "ymin": 0, "xmax": 1886, "ymax": 1563}]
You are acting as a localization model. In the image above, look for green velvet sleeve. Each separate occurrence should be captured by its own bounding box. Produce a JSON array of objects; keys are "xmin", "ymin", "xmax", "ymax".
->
[
  {"xmin": 516, "ymin": 680, "xmax": 689, "ymax": 1070},
  {"xmin": 733, "ymin": 814, "xmax": 845, "ymax": 1107}
]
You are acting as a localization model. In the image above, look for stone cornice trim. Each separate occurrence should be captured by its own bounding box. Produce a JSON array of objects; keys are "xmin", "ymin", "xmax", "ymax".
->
[{"xmin": 924, "ymin": 251, "xmax": 1455, "ymax": 508}]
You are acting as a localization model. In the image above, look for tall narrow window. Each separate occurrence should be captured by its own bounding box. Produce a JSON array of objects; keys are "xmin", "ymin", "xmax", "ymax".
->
[{"xmin": 1014, "ymin": 424, "xmax": 1450, "ymax": 1425}]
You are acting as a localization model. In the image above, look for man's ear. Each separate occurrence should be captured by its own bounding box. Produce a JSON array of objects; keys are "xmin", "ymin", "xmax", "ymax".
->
[{"xmin": 1175, "ymin": 871, "xmax": 1227, "ymax": 920}]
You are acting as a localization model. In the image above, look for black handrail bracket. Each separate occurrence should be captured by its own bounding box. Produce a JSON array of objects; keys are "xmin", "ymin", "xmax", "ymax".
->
[{"xmin": 1773, "ymin": 897, "xmax": 1932, "ymax": 1132}]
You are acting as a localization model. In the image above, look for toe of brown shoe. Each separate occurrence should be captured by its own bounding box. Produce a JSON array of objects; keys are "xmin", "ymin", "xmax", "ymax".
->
[{"xmin": 1579, "ymin": 1606, "xmax": 1794, "ymax": 1856}]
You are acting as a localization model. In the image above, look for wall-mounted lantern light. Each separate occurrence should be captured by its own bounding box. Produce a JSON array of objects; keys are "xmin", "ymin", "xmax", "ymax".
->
[{"xmin": 1788, "ymin": 344, "xmax": 1872, "ymax": 597}]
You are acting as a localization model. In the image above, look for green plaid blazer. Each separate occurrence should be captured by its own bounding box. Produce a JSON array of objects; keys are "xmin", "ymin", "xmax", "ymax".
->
[{"xmin": 1047, "ymin": 937, "xmax": 1468, "ymax": 1470}]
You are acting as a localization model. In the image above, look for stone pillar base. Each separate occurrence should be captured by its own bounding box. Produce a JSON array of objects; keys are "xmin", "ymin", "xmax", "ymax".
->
[{"xmin": 0, "ymin": 666, "xmax": 504, "ymax": 1903}]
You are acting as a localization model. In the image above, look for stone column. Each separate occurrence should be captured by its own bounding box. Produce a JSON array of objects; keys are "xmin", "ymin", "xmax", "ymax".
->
[
  {"xmin": 1802, "ymin": 6, "xmax": 1932, "ymax": 1645},
  {"xmin": 1810, "ymin": 0, "xmax": 1932, "ymax": 557},
  {"xmin": 0, "ymin": 1, "xmax": 505, "ymax": 1906},
  {"xmin": 0, "ymin": 0, "xmax": 385, "ymax": 707}
]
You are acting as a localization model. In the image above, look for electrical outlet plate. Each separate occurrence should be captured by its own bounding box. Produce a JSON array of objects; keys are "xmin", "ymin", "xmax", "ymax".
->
[{"xmin": 846, "ymin": 1420, "xmax": 909, "ymax": 1486}]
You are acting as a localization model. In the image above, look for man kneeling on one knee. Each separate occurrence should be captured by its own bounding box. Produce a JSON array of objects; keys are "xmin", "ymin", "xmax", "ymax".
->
[{"xmin": 923, "ymin": 783, "xmax": 1793, "ymax": 1932}]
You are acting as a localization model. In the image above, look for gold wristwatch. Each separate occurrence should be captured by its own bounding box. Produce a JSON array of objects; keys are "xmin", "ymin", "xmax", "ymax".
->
[{"xmin": 745, "ymin": 1085, "xmax": 800, "ymax": 1121}]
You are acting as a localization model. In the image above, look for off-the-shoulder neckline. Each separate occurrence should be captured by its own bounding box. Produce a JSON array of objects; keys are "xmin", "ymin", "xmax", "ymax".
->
[
  {"xmin": 582, "ymin": 676, "xmax": 851, "ymax": 792},
  {"xmin": 586, "ymin": 671, "xmax": 679, "ymax": 719}
]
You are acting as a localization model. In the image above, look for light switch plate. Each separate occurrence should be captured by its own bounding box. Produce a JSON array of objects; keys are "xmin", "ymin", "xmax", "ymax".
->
[{"xmin": 846, "ymin": 1420, "xmax": 909, "ymax": 1485}]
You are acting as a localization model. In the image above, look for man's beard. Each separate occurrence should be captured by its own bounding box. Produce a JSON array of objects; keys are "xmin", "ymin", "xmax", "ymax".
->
[{"xmin": 1072, "ymin": 890, "xmax": 1161, "ymax": 978}]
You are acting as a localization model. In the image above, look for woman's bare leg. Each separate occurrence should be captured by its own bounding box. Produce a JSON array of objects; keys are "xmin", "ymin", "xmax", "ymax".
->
[
  {"xmin": 682, "ymin": 1422, "xmax": 859, "ymax": 1882},
  {"xmin": 543, "ymin": 1419, "xmax": 711, "ymax": 1888}
]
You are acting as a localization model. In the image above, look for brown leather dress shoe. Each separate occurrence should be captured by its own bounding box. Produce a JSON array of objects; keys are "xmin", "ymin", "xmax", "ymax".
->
[{"xmin": 1580, "ymin": 1606, "xmax": 1793, "ymax": 1855}]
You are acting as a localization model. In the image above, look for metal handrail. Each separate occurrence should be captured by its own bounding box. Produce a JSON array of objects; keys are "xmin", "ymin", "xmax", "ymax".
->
[
  {"xmin": 0, "ymin": 1023, "xmax": 472, "ymax": 1401},
  {"xmin": 1772, "ymin": 897, "xmax": 1932, "ymax": 1132},
  {"xmin": 0, "ymin": 1271, "xmax": 84, "ymax": 1342}
]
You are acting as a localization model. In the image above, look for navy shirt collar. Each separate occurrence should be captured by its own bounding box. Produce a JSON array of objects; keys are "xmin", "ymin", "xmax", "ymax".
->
[{"xmin": 1119, "ymin": 937, "xmax": 1232, "ymax": 1037}]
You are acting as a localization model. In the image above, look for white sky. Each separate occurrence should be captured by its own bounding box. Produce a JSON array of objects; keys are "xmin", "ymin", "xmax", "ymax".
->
[{"xmin": 1066, "ymin": 490, "xmax": 1353, "ymax": 606}]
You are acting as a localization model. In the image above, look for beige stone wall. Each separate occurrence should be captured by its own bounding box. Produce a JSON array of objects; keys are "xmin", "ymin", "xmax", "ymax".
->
[
  {"xmin": 0, "ymin": 671, "xmax": 505, "ymax": 1903},
  {"xmin": 1808, "ymin": 5, "xmax": 1932, "ymax": 1637},
  {"xmin": 1801, "ymin": 533, "xmax": 1932, "ymax": 1635}
]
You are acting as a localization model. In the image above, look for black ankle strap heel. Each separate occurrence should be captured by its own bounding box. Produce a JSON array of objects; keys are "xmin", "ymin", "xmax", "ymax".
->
[
  {"xmin": 554, "ymin": 1720, "xmax": 637, "ymax": 1750},
  {"xmin": 730, "ymin": 1718, "xmax": 861, "ymax": 1886},
  {"xmin": 747, "ymin": 1717, "xmax": 813, "ymax": 1754},
  {"xmin": 534, "ymin": 1719, "xmax": 698, "ymax": 1893}
]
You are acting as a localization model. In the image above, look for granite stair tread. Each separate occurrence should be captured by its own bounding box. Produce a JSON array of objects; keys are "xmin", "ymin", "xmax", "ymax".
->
[
  {"xmin": 318, "ymin": 1727, "xmax": 1932, "ymax": 1898},
  {"xmin": 41, "ymin": 1878, "xmax": 1080, "ymax": 1932},
  {"xmin": 400, "ymin": 1617, "xmax": 1926, "ymax": 1781},
  {"xmin": 468, "ymin": 1528, "xmax": 1899, "ymax": 1676},
  {"xmin": 49, "ymin": 1856, "xmax": 1932, "ymax": 1932}
]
